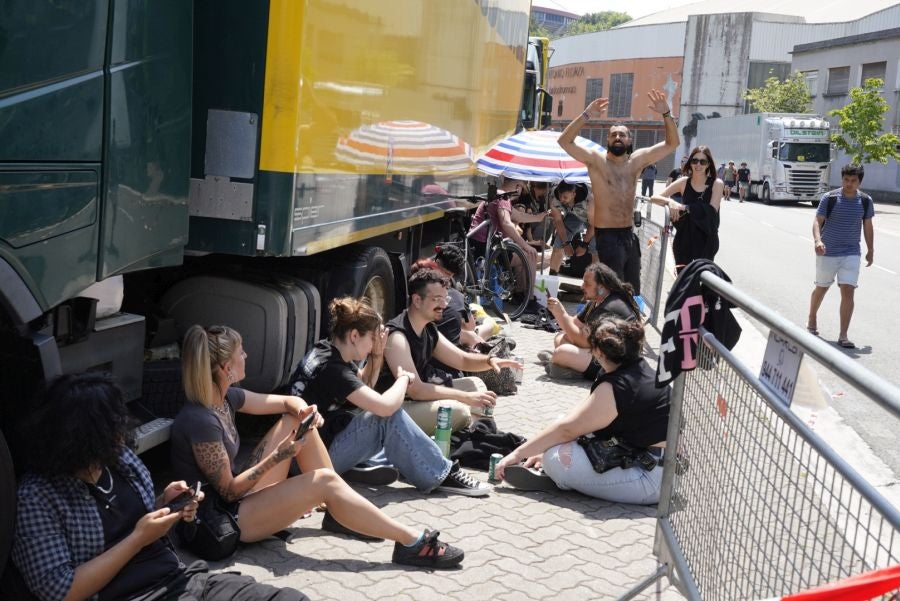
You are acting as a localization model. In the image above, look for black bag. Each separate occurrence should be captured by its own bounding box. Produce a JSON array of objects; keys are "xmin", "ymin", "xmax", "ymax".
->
[
  {"xmin": 178, "ymin": 489, "xmax": 241, "ymax": 560},
  {"xmin": 469, "ymin": 335, "xmax": 517, "ymax": 395},
  {"xmin": 450, "ymin": 418, "xmax": 526, "ymax": 470},
  {"xmin": 576, "ymin": 436, "xmax": 658, "ymax": 473}
]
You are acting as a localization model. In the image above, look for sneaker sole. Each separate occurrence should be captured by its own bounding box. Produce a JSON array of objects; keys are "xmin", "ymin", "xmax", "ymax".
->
[
  {"xmin": 503, "ymin": 466, "xmax": 558, "ymax": 491},
  {"xmin": 393, "ymin": 549, "xmax": 465, "ymax": 569},
  {"xmin": 435, "ymin": 483, "xmax": 493, "ymax": 497},
  {"xmin": 342, "ymin": 466, "xmax": 399, "ymax": 486}
]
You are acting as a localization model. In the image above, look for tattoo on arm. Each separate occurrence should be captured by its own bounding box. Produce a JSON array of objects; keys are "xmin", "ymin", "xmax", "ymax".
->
[{"xmin": 192, "ymin": 441, "xmax": 241, "ymax": 502}]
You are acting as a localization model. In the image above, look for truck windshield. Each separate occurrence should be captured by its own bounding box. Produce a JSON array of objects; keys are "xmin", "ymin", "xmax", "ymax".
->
[{"xmin": 779, "ymin": 143, "xmax": 829, "ymax": 163}]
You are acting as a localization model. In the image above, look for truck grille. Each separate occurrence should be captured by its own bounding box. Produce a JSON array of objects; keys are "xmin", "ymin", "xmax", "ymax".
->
[{"xmin": 788, "ymin": 169, "xmax": 822, "ymax": 195}]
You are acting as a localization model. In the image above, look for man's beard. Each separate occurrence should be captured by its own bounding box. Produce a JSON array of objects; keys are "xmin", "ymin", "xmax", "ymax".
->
[{"xmin": 608, "ymin": 144, "xmax": 628, "ymax": 157}]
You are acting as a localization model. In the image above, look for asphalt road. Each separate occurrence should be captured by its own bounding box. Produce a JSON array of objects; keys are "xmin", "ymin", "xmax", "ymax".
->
[{"xmin": 701, "ymin": 194, "xmax": 900, "ymax": 475}]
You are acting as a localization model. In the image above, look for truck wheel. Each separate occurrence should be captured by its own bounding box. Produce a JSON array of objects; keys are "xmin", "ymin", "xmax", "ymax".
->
[
  {"xmin": 356, "ymin": 247, "xmax": 396, "ymax": 320},
  {"xmin": 0, "ymin": 430, "xmax": 15, "ymax": 572},
  {"xmin": 761, "ymin": 183, "xmax": 772, "ymax": 205}
]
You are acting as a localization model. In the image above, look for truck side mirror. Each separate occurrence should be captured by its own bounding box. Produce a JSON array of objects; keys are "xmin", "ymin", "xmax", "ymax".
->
[{"xmin": 540, "ymin": 91, "xmax": 553, "ymax": 130}]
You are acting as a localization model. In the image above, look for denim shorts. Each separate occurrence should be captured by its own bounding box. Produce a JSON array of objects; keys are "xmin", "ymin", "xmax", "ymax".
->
[{"xmin": 815, "ymin": 254, "xmax": 861, "ymax": 287}]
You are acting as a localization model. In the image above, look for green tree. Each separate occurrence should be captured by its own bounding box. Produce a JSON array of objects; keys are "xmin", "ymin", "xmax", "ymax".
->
[
  {"xmin": 829, "ymin": 78, "xmax": 900, "ymax": 165},
  {"xmin": 565, "ymin": 11, "xmax": 632, "ymax": 35},
  {"xmin": 743, "ymin": 72, "xmax": 812, "ymax": 113},
  {"xmin": 529, "ymin": 15, "xmax": 550, "ymax": 38}
]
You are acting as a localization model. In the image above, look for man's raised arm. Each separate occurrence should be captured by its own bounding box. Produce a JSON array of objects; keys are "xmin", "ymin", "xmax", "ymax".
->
[{"xmin": 558, "ymin": 97, "xmax": 608, "ymax": 165}]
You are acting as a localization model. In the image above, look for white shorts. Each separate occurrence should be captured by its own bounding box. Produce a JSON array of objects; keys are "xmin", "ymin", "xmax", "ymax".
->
[{"xmin": 815, "ymin": 255, "xmax": 861, "ymax": 288}]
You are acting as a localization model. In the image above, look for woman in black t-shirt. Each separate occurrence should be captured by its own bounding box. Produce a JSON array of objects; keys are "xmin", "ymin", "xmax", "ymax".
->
[
  {"xmin": 496, "ymin": 317, "xmax": 670, "ymax": 504},
  {"xmin": 292, "ymin": 297, "xmax": 490, "ymax": 497},
  {"xmin": 173, "ymin": 323, "xmax": 465, "ymax": 568}
]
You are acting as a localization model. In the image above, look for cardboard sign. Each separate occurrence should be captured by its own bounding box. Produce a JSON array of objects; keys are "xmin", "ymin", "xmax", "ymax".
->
[
  {"xmin": 759, "ymin": 331, "xmax": 803, "ymax": 406},
  {"xmin": 533, "ymin": 273, "xmax": 560, "ymax": 307}
]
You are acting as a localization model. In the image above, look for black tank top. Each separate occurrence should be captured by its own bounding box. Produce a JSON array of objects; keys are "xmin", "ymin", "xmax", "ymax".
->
[{"xmin": 681, "ymin": 179, "xmax": 713, "ymax": 210}]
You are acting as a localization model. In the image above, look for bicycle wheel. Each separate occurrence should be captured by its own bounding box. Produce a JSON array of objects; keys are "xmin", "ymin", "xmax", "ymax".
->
[{"xmin": 485, "ymin": 242, "xmax": 533, "ymax": 319}]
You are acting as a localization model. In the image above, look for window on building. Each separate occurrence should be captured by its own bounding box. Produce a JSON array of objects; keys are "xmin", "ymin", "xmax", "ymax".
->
[
  {"xmin": 608, "ymin": 73, "xmax": 634, "ymax": 118},
  {"xmin": 803, "ymin": 70, "xmax": 818, "ymax": 97},
  {"xmin": 635, "ymin": 130, "xmax": 656, "ymax": 149},
  {"xmin": 826, "ymin": 66, "xmax": 850, "ymax": 95},
  {"xmin": 585, "ymin": 78, "xmax": 603, "ymax": 108},
  {"xmin": 861, "ymin": 61, "xmax": 886, "ymax": 87},
  {"xmin": 557, "ymin": 98, "xmax": 563, "ymax": 117}
]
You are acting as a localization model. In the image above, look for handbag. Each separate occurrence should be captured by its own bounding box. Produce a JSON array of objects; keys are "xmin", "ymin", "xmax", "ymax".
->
[
  {"xmin": 576, "ymin": 436, "xmax": 659, "ymax": 473},
  {"xmin": 178, "ymin": 489, "xmax": 241, "ymax": 560},
  {"xmin": 470, "ymin": 335, "xmax": 517, "ymax": 395}
]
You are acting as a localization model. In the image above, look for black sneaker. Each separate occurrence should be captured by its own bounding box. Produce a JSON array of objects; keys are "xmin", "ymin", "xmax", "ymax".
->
[
  {"xmin": 341, "ymin": 465, "xmax": 399, "ymax": 486},
  {"xmin": 392, "ymin": 529, "xmax": 464, "ymax": 569},
  {"xmin": 435, "ymin": 461, "xmax": 492, "ymax": 497},
  {"xmin": 503, "ymin": 465, "xmax": 558, "ymax": 491},
  {"xmin": 321, "ymin": 510, "xmax": 384, "ymax": 542}
]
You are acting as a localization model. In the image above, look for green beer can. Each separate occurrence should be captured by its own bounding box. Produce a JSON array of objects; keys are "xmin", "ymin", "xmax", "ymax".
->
[{"xmin": 488, "ymin": 453, "xmax": 502, "ymax": 482}]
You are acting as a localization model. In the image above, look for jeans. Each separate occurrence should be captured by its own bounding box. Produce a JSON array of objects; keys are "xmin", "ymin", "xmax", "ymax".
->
[
  {"xmin": 328, "ymin": 410, "xmax": 452, "ymax": 492},
  {"xmin": 541, "ymin": 441, "xmax": 663, "ymax": 505}
]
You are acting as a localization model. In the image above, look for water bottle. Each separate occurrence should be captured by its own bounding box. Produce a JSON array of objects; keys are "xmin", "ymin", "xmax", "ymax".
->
[{"xmin": 434, "ymin": 403, "xmax": 452, "ymax": 458}]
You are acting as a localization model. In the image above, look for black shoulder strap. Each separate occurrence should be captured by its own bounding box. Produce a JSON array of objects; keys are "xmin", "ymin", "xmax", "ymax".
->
[
  {"xmin": 825, "ymin": 192, "xmax": 872, "ymax": 220},
  {"xmin": 861, "ymin": 194, "xmax": 872, "ymax": 218}
]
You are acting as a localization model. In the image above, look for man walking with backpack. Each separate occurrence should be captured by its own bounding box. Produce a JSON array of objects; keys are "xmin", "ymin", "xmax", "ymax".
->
[{"xmin": 807, "ymin": 164, "xmax": 874, "ymax": 349}]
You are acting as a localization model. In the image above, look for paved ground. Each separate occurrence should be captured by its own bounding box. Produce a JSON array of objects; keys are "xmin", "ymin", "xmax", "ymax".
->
[{"xmin": 174, "ymin": 295, "xmax": 683, "ymax": 601}]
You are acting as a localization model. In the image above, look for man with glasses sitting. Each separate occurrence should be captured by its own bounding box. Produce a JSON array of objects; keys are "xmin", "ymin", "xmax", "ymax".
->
[
  {"xmin": 557, "ymin": 89, "xmax": 679, "ymax": 294},
  {"xmin": 377, "ymin": 269, "xmax": 522, "ymax": 434}
]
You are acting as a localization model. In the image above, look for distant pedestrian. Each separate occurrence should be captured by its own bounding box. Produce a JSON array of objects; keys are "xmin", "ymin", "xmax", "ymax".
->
[
  {"xmin": 640, "ymin": 163, "xmax": 657, "ymax": 197},
  {"xmin": 666, "ymin": 156, "xmax": 688, "ymax": 203},
  {"xmin": 807, "ymin": 164, "xmax": 874, "ymax": 349},
  {"xmin": 723, "ymin": 161, "xmax": 736, "ymax": 200},
  {"xmin": 650, "ymin": 145, "xmax": 724, "ymax": 273},
  {"xmin": 737, "ymin": 161, "xmax": 751, "ymax": 202}
]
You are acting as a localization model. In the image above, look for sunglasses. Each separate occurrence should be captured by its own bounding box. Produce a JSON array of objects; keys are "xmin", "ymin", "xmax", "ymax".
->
[{"xmin": 690, "ymin": 157, "xmax": 708, "ymax": 166}]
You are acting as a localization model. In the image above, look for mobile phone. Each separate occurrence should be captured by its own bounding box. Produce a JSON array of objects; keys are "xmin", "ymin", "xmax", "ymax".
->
[
  {"xmin": 165, "ymin": 481, "xmax": 201, "ymax": 512},
  {"xmin": 545, "ymin": 289, "xmax": 551, "ymax": 301},
  {"xmin": 294, "ymin": 412, "xmax": 316, "ymax": 441}
]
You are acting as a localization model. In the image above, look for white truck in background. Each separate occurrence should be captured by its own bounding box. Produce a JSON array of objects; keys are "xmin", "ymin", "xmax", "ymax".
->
[{"xmin": 697, "ymin": 113, "xmax": 833, "ymax": 206}]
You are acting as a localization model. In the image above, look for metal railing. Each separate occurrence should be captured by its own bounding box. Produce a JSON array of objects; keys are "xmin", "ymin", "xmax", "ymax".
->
[
  {"xmin": 634, "ymin": 195, "xmax": 671, "ymax": 325},
  {"xmin": 620, "ymin": 270, "xmax": 900, "ymax": 600}
]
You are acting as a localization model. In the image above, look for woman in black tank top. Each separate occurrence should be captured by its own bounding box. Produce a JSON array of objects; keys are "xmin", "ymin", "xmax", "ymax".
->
[{"xmin": 649, "ymin": 145, "xmax": 724, "ymax": 272}]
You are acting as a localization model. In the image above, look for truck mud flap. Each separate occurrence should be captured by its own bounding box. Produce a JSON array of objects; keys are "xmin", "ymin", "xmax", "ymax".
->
[{"xmin": 160, "ymin": 274, "xmax": 320, "ymax": 392}]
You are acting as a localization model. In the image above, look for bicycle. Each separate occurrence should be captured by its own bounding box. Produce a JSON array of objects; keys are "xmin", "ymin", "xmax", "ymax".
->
[{"xmin": 440, "ymin": 184, "xmax": 535, "ymax": 320}]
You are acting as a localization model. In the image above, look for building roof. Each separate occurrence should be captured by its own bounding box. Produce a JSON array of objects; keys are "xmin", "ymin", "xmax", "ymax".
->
[
  {"xmin": 618, "ymin": 0, "xmax": 899, "ymax": 27},
  {"xmin": 792, "ymin": 26, "xmax": 900, "ymax": 53}
]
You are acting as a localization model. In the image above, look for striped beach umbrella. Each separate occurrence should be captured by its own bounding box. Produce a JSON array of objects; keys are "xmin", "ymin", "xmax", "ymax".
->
[
  {"xmin": 476, "ymin": 130, "xmax": 605, "ymax": 183},
  {"xmin": 335, "ymin": 120, "xmax": 474, "ymax": 176}
]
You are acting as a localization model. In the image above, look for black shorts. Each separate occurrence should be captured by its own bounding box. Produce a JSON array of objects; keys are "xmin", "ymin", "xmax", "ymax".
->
[{"xmin": 594, "ymin": 227, "xmax": 641, "ymax": 295}]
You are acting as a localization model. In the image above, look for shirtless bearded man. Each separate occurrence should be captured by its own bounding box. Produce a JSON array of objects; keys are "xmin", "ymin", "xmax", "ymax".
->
[{"xmin": 557, "ymin": 90, "xmax": 678, "ymax": 293}]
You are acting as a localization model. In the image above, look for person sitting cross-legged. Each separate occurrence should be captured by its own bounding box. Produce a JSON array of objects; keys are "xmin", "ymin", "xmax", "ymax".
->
[
  {"xmin": 377, "ymin": 268, "xmax": 522, "ymax": 433},
  {"xmin": 11, "ymin": 373, "xmax": 311, "ymax": 601},
  {"xmin": 540, "ymin": 262, "xmax": 641, "ymax": 380},
  {"xmin": 291, "ymin": 296, "xmax": 492, "ymax": 498}
]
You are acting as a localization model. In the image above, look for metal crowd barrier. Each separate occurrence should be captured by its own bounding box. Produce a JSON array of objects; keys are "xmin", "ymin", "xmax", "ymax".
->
[
  {"xmin": 634, "ymin": 195, "xmax": 670, "ymax": 325},
  {"xmin": 620, "ymin": 271, "xmax": 900, "ymax": 600}
]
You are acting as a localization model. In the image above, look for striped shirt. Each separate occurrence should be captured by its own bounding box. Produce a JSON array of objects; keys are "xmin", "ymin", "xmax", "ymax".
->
[{"xmin": 817, "ymin": 190, "xmax": 874, "ymax": 257}]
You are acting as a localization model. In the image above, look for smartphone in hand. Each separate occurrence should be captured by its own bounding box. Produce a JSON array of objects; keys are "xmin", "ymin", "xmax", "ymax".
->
[
  {"xmin": 165, "ymin": 481, "xmax": 201, "ymax": 512},
  {"xmin": 294, "ymin": 412, "xmax": 316, "ymax": 441}
]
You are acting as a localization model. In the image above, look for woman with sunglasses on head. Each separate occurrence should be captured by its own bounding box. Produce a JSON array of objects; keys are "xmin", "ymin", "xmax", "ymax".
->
[
  {"xmin": 170, "ymin": 324, "xmax": 465, "ymax": 568},
  {"xmin": 651, "ymin": 146, "xmax": 724, "ymax": 273}
]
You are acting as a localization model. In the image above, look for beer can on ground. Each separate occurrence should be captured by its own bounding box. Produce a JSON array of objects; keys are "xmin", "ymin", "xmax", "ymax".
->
[
  {"xmin": 488, "ymin": 453, "xmax": 502, "ymax": 483},
  {"xmin": 514, "ymin": 355, "xmax": 524, "ymax": 383},
  {"xmin": 480, "ymin": 404, "xmax": 494, "ymax": 418},
  {"xmin": 434, "ymin": 403, "xmax": 453, "ymax": 458}
]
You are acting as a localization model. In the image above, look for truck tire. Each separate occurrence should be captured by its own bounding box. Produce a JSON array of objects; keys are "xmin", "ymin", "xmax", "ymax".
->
[
  {"xmin": 0, "ymin": 430, "xmax": 15, "ymax": 572},
  {"xmin": 354, "ymin": 247, "xmax": 396, "ymax": 320},
  {"xmin": 761, "ymin": 183, "xmax": 772, "ymax": 205}
]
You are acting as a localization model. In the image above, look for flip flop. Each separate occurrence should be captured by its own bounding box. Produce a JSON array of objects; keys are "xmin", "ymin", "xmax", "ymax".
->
[
  {"xmin": 806, "ymin": 326, "xmax": 819, "ymax": 336},
  {"xmin": 837, "ymin": 338, "xmax": 856, "ymax": 349}
]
